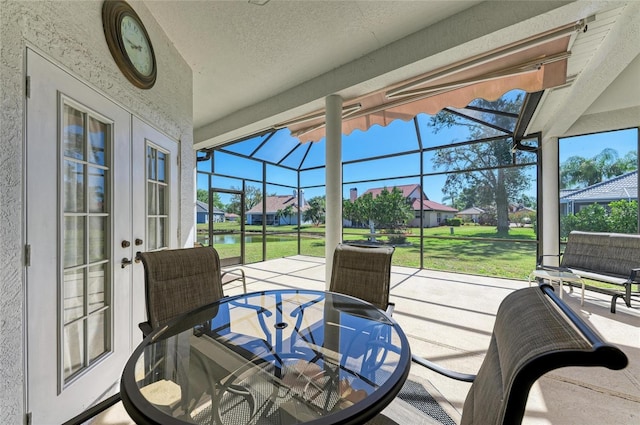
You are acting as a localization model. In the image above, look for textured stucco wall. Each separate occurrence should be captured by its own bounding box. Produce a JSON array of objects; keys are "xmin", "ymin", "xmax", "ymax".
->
[{"xmin": 0, "ymin": 1, "xmax": 193, "ymax": 423}]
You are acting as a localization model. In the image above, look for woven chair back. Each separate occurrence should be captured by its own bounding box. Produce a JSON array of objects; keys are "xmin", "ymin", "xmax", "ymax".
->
[
  {"xmin": 138, "ymin": 246, "xmax": 225, "ymax": 331},
  {"xmin": 330, "ymin": 243, "xmax": 395, "ymax": 311}
]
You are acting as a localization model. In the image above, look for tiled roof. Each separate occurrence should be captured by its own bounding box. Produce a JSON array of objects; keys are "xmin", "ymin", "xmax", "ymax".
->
[
  {"xmin": 411, "ymin": 198, "xmax": 458, "ymax": 212},
  {"xmin": 457, "ymin": 206, "xmax": 485, "ymax": 215},
  {"xmin": 360, "ymin": 184, "xmax": 457, "ymax": 212},
  {"xmin": 561, "ymin": 171, "xmax": 638, "ymax": 202},
  {"xmin": 362, "ymin": 184, "xmax": 421, "ymax": 199}
]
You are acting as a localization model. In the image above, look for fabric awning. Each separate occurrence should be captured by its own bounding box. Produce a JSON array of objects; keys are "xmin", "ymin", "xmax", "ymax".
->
[{"xmin": 280, "ymin": 22, "xmax": 579, "ymax": 143}]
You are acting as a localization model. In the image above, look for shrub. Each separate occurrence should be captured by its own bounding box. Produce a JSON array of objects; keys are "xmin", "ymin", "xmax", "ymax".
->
[
  {"xmin": 445, "ymin": 218, "xmax": 462, "ymax": 226},
  {"xmin": 385, "ymin": 228, "xmax": 408, "ymax": 244}
]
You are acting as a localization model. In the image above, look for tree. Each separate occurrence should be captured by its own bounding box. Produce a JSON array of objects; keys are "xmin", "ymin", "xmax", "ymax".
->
[
  {"xmin": 197, "ymin": 189, "xmax": 223, "ymax": 209},
  {"xmin": 276, "ymin": 204, "xmax": 295, "ymax": 225},
  {"xmin": 227, "ymin": 185, "xmax": 262, "ymax": 215},
  {"xmin": 608, "ymin": 200, "xmax": 638, "ymax": 234},
  {"xmin": 343, "ymin": 192, "xmax": 375, "ymax": 228},
  {"xmin": 430, "ymin": 94, "xmax": 534, "ymax": 234},
  {"xmin": 370, "ymin": 187, "xmax": 413, "ymax": 230},
  {"xmin": 344, "ymin": 187, "xmax": 413, "ymax": 234},
  {"xmin": 303, "ymin": 196, "xmax": 326, "ymax": 227},
  {"xmin": 560, "ymin": 204, "xmax": 609, "ymax": 238},
  {"xmin": 560, "ymin": 148, "xmax": 637, "ymax": 189},
  {"xmin": 561, "ymin": 200, "xmax": 638, "ymax": 237}
]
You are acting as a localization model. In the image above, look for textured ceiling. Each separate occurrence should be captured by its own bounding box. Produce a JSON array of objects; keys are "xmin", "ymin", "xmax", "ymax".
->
[{"xmin": 144, "ymin": 1, "xmax": 639, "ymax": 148}]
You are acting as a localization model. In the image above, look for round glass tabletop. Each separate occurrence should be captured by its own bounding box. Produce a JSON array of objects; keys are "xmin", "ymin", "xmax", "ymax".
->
[{"xmin": 121, "ymin": 289, "xmax": 411, "ymax": 425}]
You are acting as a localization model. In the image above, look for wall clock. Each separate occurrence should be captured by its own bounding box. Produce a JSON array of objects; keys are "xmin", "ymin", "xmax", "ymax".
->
[{"xmin": 103, "ymin": 0, "xmax": 157, "ymax": 89}]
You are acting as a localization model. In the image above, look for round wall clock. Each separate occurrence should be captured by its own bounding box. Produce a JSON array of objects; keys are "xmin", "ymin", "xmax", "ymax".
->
[{"xmin": 103, "ymin": 0, "xmax": 157, "ymax": 89}]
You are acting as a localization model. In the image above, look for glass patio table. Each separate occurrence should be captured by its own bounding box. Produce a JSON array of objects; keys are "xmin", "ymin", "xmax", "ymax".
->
[{"xmin": 120, "ymin": 289, "xmax": 411, "ymax": 425}]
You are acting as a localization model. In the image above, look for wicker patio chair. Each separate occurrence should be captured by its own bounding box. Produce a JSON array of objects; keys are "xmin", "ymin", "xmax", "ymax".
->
[
  {"xmin": 411, "ymin": 284, "xmax": 628, "ymax": 425},
  {"xmin": 137, "ymin": 246, "xmax": 262, "ymax": 423},
  {"xmin": 137, "ymin": 246, "xmax": 231, "ymax": 337},
  {"xmin": 330, "ymin": 243, "xmax": 395, "ymax": 315}
]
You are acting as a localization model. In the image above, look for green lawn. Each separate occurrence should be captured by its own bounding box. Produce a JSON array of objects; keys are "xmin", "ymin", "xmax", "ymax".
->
[{"xmin": 200, "ymin": 223, "xmax": 538, "ymax": 281}]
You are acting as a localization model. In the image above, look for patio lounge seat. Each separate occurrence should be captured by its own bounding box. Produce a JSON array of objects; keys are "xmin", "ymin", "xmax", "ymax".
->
[
  {"xmin": 411, "ymin": 284, "xmax": 628, "ymax": 425},
  {"xmin": 330, "ymin": 243, "xmax": 395, "ymax": 315}
]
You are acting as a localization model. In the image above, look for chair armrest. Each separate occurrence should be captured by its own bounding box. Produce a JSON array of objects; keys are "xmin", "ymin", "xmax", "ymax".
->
[
  {"xmin": 411, "ymin": 354, "xmax": 476, "ymax": 382},
  {"xmin": 221, "ymin": 268, "xmax": 246, "ymax": 293},
  {"xmin": 536, "ymin": 264, "xmax": 572, "ymax": 273},
  {"xmin": 629, "ymin": 268, "xmax": 640, "ymax": 282},
  {"xmin": 385, "ymin": 302, "xmax": 395, "ymax": 316},
  {"xmin": 537, "ymin": 253, "xmax": 561, "ymax": 267},
  {"xmin": 139, "ymin": 321, "xmax": 153, "ymax": 338}
]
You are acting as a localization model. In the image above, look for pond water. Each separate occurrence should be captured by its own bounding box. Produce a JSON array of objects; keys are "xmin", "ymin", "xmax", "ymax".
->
[{"xmin": 205, "ymin": 234, "xmax": 296, "ymax": 245}]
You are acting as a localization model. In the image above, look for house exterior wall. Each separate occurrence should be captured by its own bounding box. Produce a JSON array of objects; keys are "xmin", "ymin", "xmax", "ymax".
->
[
  {"xmin": 0, "ymin": 1, "xmax": 193, "ymax": 423},
  {"xmin": 197, "ymin": 211, "xmax": 209, "ymax": 224},
  {"xmin": 409, "ymin": 211, "xmax": 455, "ymax": 228}
]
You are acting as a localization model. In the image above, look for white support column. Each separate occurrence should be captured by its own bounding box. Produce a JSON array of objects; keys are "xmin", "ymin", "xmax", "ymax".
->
[
  {"xmin": 541, "ymin": 136, "xmax": 560, "ymax": 266},
  {"xmin": 325, "ymin": 94, "xmax": 343, "ymax": 288}
]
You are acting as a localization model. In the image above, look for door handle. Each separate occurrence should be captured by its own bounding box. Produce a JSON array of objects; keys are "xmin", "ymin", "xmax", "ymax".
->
[{"xmin": 121, "ymin": 252, "xmax": 142, "ymax": 268}]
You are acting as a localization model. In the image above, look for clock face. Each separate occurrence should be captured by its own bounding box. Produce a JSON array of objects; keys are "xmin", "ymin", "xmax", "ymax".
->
[
  {"xmin": 121, "ymin": 15, "xmax": 153, "ymax": 77},
  {"xmin": 103, "ymin": 0, "xmax": 156, "ymax": 89}
]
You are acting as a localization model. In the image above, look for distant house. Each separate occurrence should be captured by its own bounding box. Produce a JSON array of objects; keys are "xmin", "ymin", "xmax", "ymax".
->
[
  {"xmin": 560, "ymin": 170, "xmax": 638, "ymax": 215},
  {"xmin": 246, "ymin": 190, "xmax": 309, "ymax": 225},
  {"xmin": 456, "ymin": 206, "xmax": 485, "ymax": 223},
  {"xmin": 349, "ymin": 184, "xmax": 458, "ymax": 228},
  {"xmin": 225, "ymin": 212, "xmax": 240, "ymax": 222},
  {"xmin": 196, "ymin": 200, "xmax": 225, "ymax": 224}
]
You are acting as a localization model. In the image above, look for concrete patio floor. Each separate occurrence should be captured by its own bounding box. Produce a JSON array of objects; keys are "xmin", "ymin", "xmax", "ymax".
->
[{"xmin": 91, "ymin": 255, "xmax": 639, "ymax": 425}]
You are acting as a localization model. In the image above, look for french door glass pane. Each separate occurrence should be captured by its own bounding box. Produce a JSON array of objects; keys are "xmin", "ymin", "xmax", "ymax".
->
[
  {"xmin": 63, "ymin": 320, "xmax": 84, "ymax": 380},
  {"xmin": 148, "ymin": 182, "xmax": 157, "ymax": 215},
  {"xmin": 64, "ymin": 216, "xmax": 85, "ymax": 268},
  {"xmin": 64, "ymin": 161, "xmax": 84, "ymax": 212},
  {"xmin": 147, "ymin": 146, "xmax": 156, "ymax": 180},
  {"xmin": 63, "ymin": 269, "xmax": 84, "ymax": 323},
  {"xmin": 88, "ymin": 264, "xmax": 106, "ymax": 313},
  {"xmin": 62, "ymin": 103, "xmax": 111, "ymax": 384},
  {"xmin": 88, "ymin": 216, "xmax": 106, "ymax": 262},
  {"xmin": 88, "ymin": 167, "xmax": 106, "ymax": 213},
  {"xmin": 158, "ymin": 218, "xmax": 166, "ymax": 248},
  {"xmin": 88, "ymin": 117, "xmax": 106, "ymax": 166},
  {"xmin": 87, "ymin": 311, "xmax": 106, "ymax": 363},
  {"xmin": 157, "ymin": 151, "xmax": 166, "ymax": 182},
  {"xmin": 148, "ymin": 217, "xmax": 157, "ymax": 249},
  {"xmin": 147, "ymin": 144, "xmax": 170, "ymax": 250},
  {"xmin": 158, "ymin": 185, "xmax": 166, "ymax": 214},
  {"xmin": 63, "ymin": 105, "xmax": 84, "ymax": 160}
]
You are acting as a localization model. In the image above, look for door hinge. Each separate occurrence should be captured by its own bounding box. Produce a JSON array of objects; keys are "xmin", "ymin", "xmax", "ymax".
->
[
  {"xmin": 25, "ymin": 412, "xmax": 32, "ymax": 425},
  {"xmin": 24, "ymin": 244, "xmax": 31, "ymax": 267},
  {"xmin": 26, "ymin": 75, "xmax": 31, "ymax": 98}
]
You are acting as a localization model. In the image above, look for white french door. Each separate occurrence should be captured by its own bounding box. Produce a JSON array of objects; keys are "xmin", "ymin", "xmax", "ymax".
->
[
  {"xmin": 25, "ymin": 49, "xmax": 178, "ymax": 424},
  {"xmin": 130, "ymin": 117, "xmax": 180, "ymax": 341}
]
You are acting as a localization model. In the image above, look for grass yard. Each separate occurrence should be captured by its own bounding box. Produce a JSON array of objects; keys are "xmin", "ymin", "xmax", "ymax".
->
[{"xmin": 200, "ymin": 223, "xmax": 538, "ymax": 281}]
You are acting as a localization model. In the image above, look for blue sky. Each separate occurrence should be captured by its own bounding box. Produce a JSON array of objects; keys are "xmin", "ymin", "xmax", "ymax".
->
[{"xmin": 200, "ymin": 106, "xmax": 637, "ymax": 206}]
